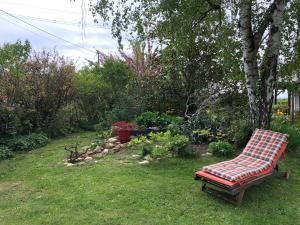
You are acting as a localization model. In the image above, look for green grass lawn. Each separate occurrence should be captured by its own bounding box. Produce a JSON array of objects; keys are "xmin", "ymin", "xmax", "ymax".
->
[{"xmin": 0, "ymin": 132, "xmax": 300, "ymax": 225}]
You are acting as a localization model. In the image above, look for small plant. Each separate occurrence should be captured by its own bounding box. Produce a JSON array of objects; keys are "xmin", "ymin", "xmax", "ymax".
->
[
  {"xmin": 129, "ymin": 131, "xmax": 190, "ymax": 159},
  {"xmin": 151, "ymin": 145, "xmax": 170, "ymax": 158},
  {"xmin": 64, "ymin": 141, "xmax": 89, "ymax": 164},
  {"xmin": 271, "ymin": 116, "xmax": 300, "ymax": 151},
  {"xmin": 134, "ymin": 112, "xmax": 184, "ymax": 130},
  {"xmin": 128, "ymin": 136, "xmax": 149, "ymax": 147},
  {"xmin": 3, "ymin": 133, "xmax": 49, "ymax": 152},
  {"xmin": 0, "ymin": 145, "xmax": 14, "ymax": 160},
  {"xmin": 208, "ymin": 141, "xmax": 235, "ymax": 157}
]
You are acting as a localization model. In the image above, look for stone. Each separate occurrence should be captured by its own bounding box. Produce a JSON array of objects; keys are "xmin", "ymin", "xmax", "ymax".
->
[
  {"xmin": 112, "ymin": 145, "xmax": 121, "ymax": 152},
  {"xmin": 205, "ymin": 152, "xmax": 212, "ymax": 156},
  {"xmin": 107, "ymin": 137, "xmax": 118, "ymax": 143},
  {"xmin": 144, "ymin": 154, "xmax": 153, "ymax": 161},
  {"xmin": 102, "ymin": 149, "xmax": 109, "ymax": 154},
  {"xmin": 85, "ymin": 156, "xmax": 93, "ymax": 161},
  {"xmin": 93, "ymin": 153, "xmax": 103, "ymax": 158},
  {"xmin": 119, "ymin": 143, "xmax": 127, "ymax": 148},
  {"xmin": 105, "ymin": 143, "xmax": 115, "ymax": 149},
  {"xmin": 132, "ymin": 154, "xmax": 140, "ymax": 158},
  {"xmin": 95, "ymin": 145, "xmax": 103, "ymax": 152},
  {"xmin": 138, "ymin": 160, "xmax": 149, "ymax": 165},
  {"xmin": 66, "ymin": 163, "xmax": 75, "ymax": 166}
]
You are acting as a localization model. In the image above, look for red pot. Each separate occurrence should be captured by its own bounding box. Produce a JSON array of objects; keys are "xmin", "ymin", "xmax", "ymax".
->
[{"xmin": 117, "ymin": 129, "xmax": 132, "ymax": 143}]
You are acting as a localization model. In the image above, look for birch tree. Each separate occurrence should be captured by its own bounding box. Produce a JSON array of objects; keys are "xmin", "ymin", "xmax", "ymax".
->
[
  {"xmin": 88, "ymin": 0, "xmax": 297, "ymax": 129},
  {"xmin": 239, "ymin": 0, "xmax": 286, "ymax": 128}
]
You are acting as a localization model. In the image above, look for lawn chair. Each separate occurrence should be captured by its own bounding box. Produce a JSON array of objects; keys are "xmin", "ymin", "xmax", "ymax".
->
[{"xmin": 195, "ymin": 129, "xmax": 291, "ymax": 207}]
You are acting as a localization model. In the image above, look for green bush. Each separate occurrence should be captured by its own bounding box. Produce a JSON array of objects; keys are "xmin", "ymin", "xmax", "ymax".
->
[
  {"xmin": 228, "ymin": 119, "xmax": 252, "ymax": 148},
  {"xmin": 182, "ymin": 112, "xmax": 226, "ymax": 144},
  {"xmin": 134, "ymin": 112, "xmax": 184, "ymax": 130},
  {"xmin": 151, "ymin": 145, "xmax": 170, "ymax": 158},
  {"xmin": 208, "ymin": 141, "xmax": 235, "ymax": 157},
  {"xmin": 0, "ymin": 145, "xmax": 14, "ymax": 160},
  {"xmin": 129, "ymin": 131, "xmax": 190, "ymax": 158},
  {"xmin": 3, "ymin": 133, "xmax": 49, "ymax": 152},
  {"xmin": 271, "ymin": 116, "xmax": 300, "ymax": 151}
]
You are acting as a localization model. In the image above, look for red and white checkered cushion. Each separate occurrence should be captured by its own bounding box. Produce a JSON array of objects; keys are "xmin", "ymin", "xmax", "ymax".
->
[
  {"xmin": 242, "ymin": 129, "xmax": 288, "ymax": 162},
  {"xmin": 202, "ymin": 129, "xmax": 288, "ymax": 182},
  {"xmin": 202, "ymin": 154, "xmax": 270, "ymax": 182}
]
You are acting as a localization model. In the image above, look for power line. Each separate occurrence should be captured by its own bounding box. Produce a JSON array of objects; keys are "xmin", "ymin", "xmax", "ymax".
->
[
  {"xmin": 0, "ymin": 14, "xmax": 96, "ymax": 57},
  {"xmin": 0, "ymin": 12, "xmax": 110, "ymax": 29},
  {"xmin": 0, "ymin": 8, "xmax": 95, "ymax": 54},
  {"xmin": 0, "ymin": 1, "xmax": 80, "ymax": 15}
]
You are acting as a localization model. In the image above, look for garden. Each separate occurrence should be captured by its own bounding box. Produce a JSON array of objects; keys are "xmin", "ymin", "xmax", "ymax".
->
[{"xmin": 1, "ymin": 0, "xmax": 300, "ymax": 224}]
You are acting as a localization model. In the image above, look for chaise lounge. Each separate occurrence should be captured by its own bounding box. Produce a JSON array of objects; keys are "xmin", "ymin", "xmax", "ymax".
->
[{"xmin": 195, "ymin": 129, "xmax": 291, "ymax": 207}]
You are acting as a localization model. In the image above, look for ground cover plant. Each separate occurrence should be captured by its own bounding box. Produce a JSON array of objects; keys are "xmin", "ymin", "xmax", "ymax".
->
[{"xmin": 0, "ymin": 132, "xmax": 299, "ymax": 225}]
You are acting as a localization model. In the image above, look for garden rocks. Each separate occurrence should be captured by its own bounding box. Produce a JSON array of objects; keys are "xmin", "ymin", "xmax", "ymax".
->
[
  {"xmin": 143, "ymin": 154, "xmax": 153, "ymax": 161},
  {"xmin": 107, "ymin": 137, "xmax": 119, "ymax": 143},
  {"xmin": 138, "ymin": 160, "xmax": 149, "ymax": 165},
  {"xmin": 105, "ymin": 143, "xmax": 115, "ymax": 149},
  {"xmin": 64, "ymin": 136, "xmax": 128, "ymax": 166},
  {"xmin": 95, "ymin": 146, "xmax": 103, "ymax": 152}
]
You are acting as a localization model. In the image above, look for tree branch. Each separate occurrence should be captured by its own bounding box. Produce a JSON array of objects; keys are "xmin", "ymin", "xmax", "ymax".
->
[{"xmin": 253, "ymin": 2, "xmax": 276, "ymax": 51}]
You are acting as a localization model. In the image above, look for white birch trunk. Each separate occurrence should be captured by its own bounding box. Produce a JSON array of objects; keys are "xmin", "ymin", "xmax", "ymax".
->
[
  {"xmin": 239, "ymin": 0, "xmax": 259, "ymax": 127},
  {"xmin": 240, "ymin": 0, "xmax": 286, "ymax": 129},
  {"xmin": 259, "ymin": 0, "xmax": 285, "ymax": 128}
]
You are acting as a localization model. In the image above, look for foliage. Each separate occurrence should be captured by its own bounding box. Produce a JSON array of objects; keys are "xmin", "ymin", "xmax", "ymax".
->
[
  {"xmin": 0, "ymin": 40, "xmax": 31, "ymax": 77},
  {"xmin": 129, "ymin": 131, "xmax": 190, "ymax": 159},
  {"xmin": 74, "ymin": 58, "xmax": 135, "ymax": 126},
  {"xmin": 134, "ymin": 112, "xmax": 184, "ymax": 130},
  {"xmin": 208, "ymin": 141, "xmax": 235, "ymax": 157},
  {"xmin": 273, "ymin": 99, "xmax": 288, "ymax": 115},
  {"xmin": 182, "ymin": 111, "xmax": 225, "ymax": 144},
  {"xmin": 228, "ymin": 119, "xmax": 252, "ymax": 148},
  {"xmin": 0, "ymin": 145, "xmax": 14, "ymax": 160},
  {"xmin": 271, "ymin": 116, "xmax": 300, "ymax": 151},
  {"xmin": 1, "ymin": 133, "xmax": 48, "ymax": 152},
  {"xmin": 0, "ymin": 43, "xmax": 76, "ymax": 140}
]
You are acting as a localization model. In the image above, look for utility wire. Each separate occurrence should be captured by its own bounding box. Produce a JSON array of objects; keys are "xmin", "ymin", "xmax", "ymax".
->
[
  {"xmin": 0, "ymin": 12, "xmax": 110, "ymax": 29},
  {"xmin": 0, "ymin": 8, "xmax": 95, "ymax": 54},
  {"xmin": 0, "ymin": 1, "xmax": 80, "ymax": 15},
  {"xmin": 0, "ymin": 14, "xmax": 96, "ymax": 57}
]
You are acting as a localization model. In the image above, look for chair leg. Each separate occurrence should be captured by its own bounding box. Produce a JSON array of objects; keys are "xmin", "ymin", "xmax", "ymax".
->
[
  {"xmin": 235, "ymin": 189, "xmax": 245, "ymax": 207},
  {"xmin": 201, "ymin": 182, "xmax": 207, "ymax": 191},
  {"xmin": 274, "ymin": 165, "xmax": 291, "ymax": 180}
]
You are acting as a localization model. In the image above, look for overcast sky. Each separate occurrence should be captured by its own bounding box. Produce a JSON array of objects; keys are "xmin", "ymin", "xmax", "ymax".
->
[{"xmin": 0, "ymin": 0, "xmax": 124, "ymax": 68}]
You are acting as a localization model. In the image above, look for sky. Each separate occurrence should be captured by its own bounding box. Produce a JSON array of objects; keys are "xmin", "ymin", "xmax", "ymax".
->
[{"xmin": 0, "ymin": 0, "xmax": 123, "ymax": 68}]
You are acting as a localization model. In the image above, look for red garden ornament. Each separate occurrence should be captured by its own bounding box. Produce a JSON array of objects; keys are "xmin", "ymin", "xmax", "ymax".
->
[{"xmin": 112, "ymin": 122, "xmax": 140, "ymax": 143}]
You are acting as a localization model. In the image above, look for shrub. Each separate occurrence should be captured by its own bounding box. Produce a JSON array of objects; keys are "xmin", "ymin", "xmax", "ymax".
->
[
  {"xmin": 3, "ymin": 133, "xmax": 49, "ymax": 152},
  {"xmin": 151, "ymin": 145, "xmax": 170, "ymax": 158},
  {"xmin": 0, "ymin": 145, "xmax": 14, "ymax": 160},
  {"xmin": 129, "ymin": 131, "xmax": 190, "ymax": 158},
  {"xmin": 271, "ymin": 116, "xmax": 300, "ymax": 151},
  {"xmin": 182, "ymin": 112, "xmax": 225, "ymax": 143},
  {"xmin": 228, "ymin": 119, "xmax": 252, "ymax": 148},
  {"xmin": 134, "ymin": 112, "xmax": 184, "ymax": 130},
  {"xmin": 208, "ymin": 141, "xmax": 235, "ymax": 157}
]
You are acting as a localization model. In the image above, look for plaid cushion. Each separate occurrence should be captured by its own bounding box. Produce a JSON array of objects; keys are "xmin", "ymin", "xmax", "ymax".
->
[
  {"xmin": 202, "ymin": 129, "xmax": 288, "ymax": 182},
  {"xmin": 242, "ymin": 129, "xmax": 288, "ymax": 162},
  {"xmin": 202, "ymin": 154, "xmax": 270, "ymax": 182}
]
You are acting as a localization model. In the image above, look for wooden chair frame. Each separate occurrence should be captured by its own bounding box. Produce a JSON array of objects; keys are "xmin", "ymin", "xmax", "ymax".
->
[
  {"xmin": 195, "ymin": 141, "xmax": 290, "ymax": 207},
  {"xmin": 195, "ymin": 165, "xmax": 291, "ymax": 207}
]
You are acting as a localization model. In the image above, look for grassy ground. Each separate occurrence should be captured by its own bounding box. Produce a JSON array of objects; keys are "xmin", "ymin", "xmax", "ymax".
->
[{"xmin": 0, "ymin": 132, "xmax": 299, "ymax": 225}]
